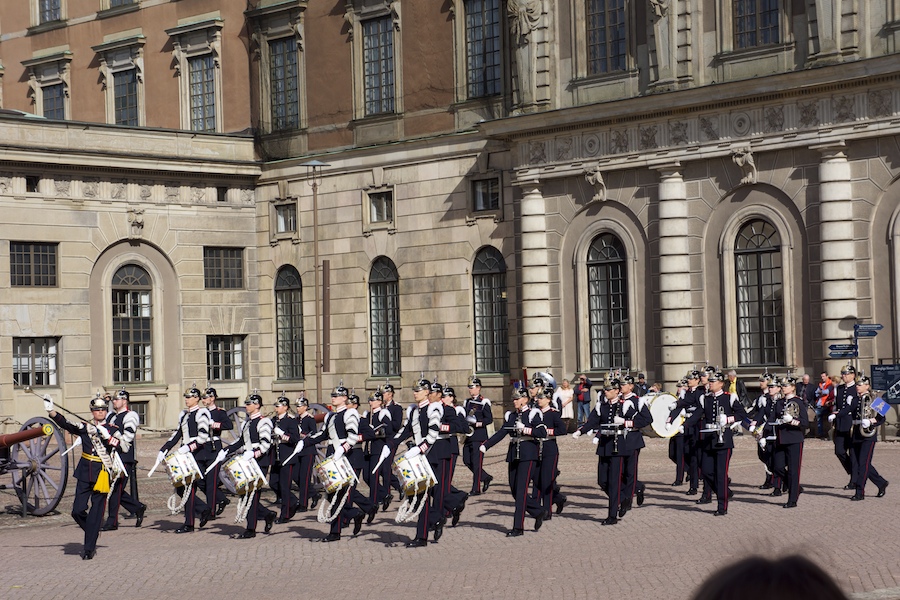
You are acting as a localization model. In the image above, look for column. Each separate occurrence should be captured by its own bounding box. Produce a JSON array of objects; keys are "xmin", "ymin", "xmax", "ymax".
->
[
  {"xmin": 815, "ymin": 142, "xmax": 860, "ymax": 373},
  {"xmin": 656, "ymin": 163, "xmax": 695, "ymax": 386},
  {"xmin": 518, "ymin": 176, "xmax": 554, "ymax": 372}
]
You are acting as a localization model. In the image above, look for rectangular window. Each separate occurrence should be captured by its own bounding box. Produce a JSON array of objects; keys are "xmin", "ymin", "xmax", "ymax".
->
[
  {"xmin": 472, "ymin": 178, "xmax": 500, "ymax": 212},
  {"xmin": 474, "ymin": 273, "xmax": 508, "ymax": 373},
  {"xmin": 275, "ymin": 202, "xmax": 297, "ymax": 233},
  {"xmin": 465, "ymin": 0, "xmax": 502, "ymax": 98},
  {"xmin": 10, "ymin": 242, "xmax": 58, "ymax": 287},
  {"xmin": 189, "ymin": 55, "xmax": 216, "ymax": 132},
  {"xmin": 113, "ymin": 69, "xmax": 138, "ymax": 126},
  {"xmin": 733, "ymin": 0, "xmax": 780, "ymax": 49},
  {"xmin": 370, "ymin": 280, "xmax": 400, "ymax": 376},
  {"xmin": 13, "ymin": 337, "xmax": 59, "ymax": 387},
  {"xmin": 207, "ymin": 335, "xmax": 244, "ymax": 381},
  {"xmin": 39, "ymin": 0, "xmax": 62, "ymax": 23},
  {"xmin": 203, "ymin": 247, "xmax": 244, "ymax": 289},
  {"xmin": 110, "ymin": 0, "xmax": 135, "ymax": 7},
  {"xmin": 369, "ymin": 190, "xmax": 394, "ymax": 223},
  {"xmin": 362, "ymin": 16, "xmax": 395, "ymax": 116},
  {"xmin": 586, "ymin": 0, "xmax": 627, "ymax": 75},
  {"xmin": 42, "ymin": 83, "xmax": 65, "ymax": 120},
  {"xmin": 269, "ymin": 37, "xmax": 300, "ymax": 131},
  {"xmin": 130, "ymin": 401, "xmax": 148, "ymax": 426},
  {"xmin": 112, "ymin": 289, "xmax": 152, "ymax": 382}
]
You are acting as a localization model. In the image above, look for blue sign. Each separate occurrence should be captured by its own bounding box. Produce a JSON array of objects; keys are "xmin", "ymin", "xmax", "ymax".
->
[
  {"xmin": 829, "ymin": 344, "xmax": 857, "ymax": 351},
  {"xmin": 870, "ymin": 397, "xmax": 890, "ymax": 417},
  {"xmin": 829, "ymin": 351, "xmax": 858, "ymax": 359},
  {"xmin": 854, "ymin": 323, "xmax": 884, "ymax": 331},
  {"xmin": 856, "ymin": 330, "xmax": 878, "ymax": 338},
  {"xmin": 872, "ymin": 365, "xmax": 900, "ymax": 404}
]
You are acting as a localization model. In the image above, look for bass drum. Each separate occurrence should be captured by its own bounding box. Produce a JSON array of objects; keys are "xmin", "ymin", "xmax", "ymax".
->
[{"xmin": 643, "ymin": 393, "xmax": 682, "ymax": 439}]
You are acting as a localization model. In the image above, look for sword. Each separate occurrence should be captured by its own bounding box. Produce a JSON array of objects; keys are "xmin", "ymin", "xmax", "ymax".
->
[
  {"xmin": 147, "ymin": 453, "xmax": 165, "ymax": 477},
  {"xmin": 280, "ymin": 439, "xmax": 305, "ymax": 467},
  {"xmin": 60, "ymin": 437, "xmax": 82, "ymax": 457},
  {"xmin": 371, "ymin": 444, "xmax": 392, "ymax": 475}
]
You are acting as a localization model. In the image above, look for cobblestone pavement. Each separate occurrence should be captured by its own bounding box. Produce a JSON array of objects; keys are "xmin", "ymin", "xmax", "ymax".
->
[{"xmin": 2, "ymin": 434, "xmax": 899, "ymax": 600}]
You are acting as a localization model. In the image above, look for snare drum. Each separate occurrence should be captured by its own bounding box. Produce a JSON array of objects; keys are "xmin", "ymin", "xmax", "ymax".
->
[
  {"xmin": 221, "ymin": 455, "xmax": 267, "ymax": 496},
  {"xmin": 392, "ymin": 453, "xmax": 437, "ymax": 497},
  {"xmin": 314, "ymin": 455, "xmax": 357, "ymax": 495},
  {"xmin": 164, "ymin": 451, "xmax": 202, "ymax": 488}
]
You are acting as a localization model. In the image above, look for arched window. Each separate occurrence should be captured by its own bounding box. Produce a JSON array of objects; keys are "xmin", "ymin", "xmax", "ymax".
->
[
  {"xmin": 370, "ymin": 257, "xmax": 400, "ymax": 376},
  {"xmin": 587, "ymin": 233, "xmax": 629, "ymax": 370},
  {"xmin": 735, "ymin": 219, "xmax": 784, "ymax": 366},
  {"xmin": 473, "ymin": 246, "xmax": 508, "ymax": 374},
  {"xmin": 275, "ymin": 266, "xmax": 304, "ymax": 380},
  {"xmin": 112, "ymin": 264, "xmax": 152, "ymax": 383}
]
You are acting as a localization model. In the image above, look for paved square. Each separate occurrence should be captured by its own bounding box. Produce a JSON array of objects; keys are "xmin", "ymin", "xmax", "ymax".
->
[{"xmin": 2, "ymin": 434, "xmax": 898, "ymax": 599}]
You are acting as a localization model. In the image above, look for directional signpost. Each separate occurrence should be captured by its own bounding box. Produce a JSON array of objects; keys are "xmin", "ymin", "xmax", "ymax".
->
[{"xmin": 828, "ymin": 324, "xmax": 882, "ymax": 359}]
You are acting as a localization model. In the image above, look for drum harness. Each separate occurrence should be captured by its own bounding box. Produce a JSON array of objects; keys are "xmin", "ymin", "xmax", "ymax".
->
[
  {"xmin": 395, "ymin": 405, "xmax": 436, "ymax": 524},
  {"xmin": 317, "ymin": 412, "xmax": 358, "ymax": 524},
  {"xmin": 165, "ymin": 409, "xmax": 207, "ymax": 515}
]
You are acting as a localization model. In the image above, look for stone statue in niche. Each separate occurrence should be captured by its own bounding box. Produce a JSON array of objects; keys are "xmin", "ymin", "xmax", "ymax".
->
[
  {"xmin": 127, "ymin": 207, "xmax": 144, "ymax": 240},
  {"xmin": 584, "ymin": 165, "xmax": 606, "ymax": 203},
  {"xmin": 508, "ymin": 0, "xmax": 541, "ymax": 111},
  {"xmin": 732, "ymin": 146, "xmax": 757, "ymax": 185}
]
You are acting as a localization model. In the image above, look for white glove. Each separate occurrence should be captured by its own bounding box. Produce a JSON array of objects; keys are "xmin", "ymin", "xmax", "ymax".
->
[
  {"xmin": 332, "ymin": 445, "xmax": 345, "ymax": 461},
  {"xmin": 214, "ymin": 449, "xmax": 227, "ymax": 464},
  {"xmin": 613, "ymin": 416, "xmax": 626, "ymax": 425},
  {"xmin": 404, "ymin": 446, "xmax": 421, "ymax": 459},
  {"xmin": 862, "ymin": 418, "xmax": 871, "ymax": 428},
  {"xmin": 177, "ymin": 445, "xmax": 191, "ymax": 455},
  {"xmin": 668, "ymin": 401, "xmax": 677, "ymax": 411},
  {"xmin": 242, "ymin": 449, "xmax": 255, "ymax": 460},
  {"xmin": 828, "ymin": 413, "xmax": 836, "ymax": 423},
  {"xmin": 157, "ymin": 450, "xmax": 167, "ymax": 464},
  {"xmin": 718, "ymin": 413, "xmax": 727, "ymax": 426},
  {"xmin": 86, "ymin": 424, "xmax": 98, "ymax": 436},
  {"xmin": 274, "ymin": 426, "xmax": 285, "ymax": 437},
  {"xmin": 514, "ymin": 420, "xmax": 526, "ymax": 432},
  {"xmin": 479, "ymin": 444, "xmax": 487, "ymax": 453},
  {"xmin": 664, "ymin": 422, "xmax": 672, "ymax": 432},
  {"xmin": 782, "ymin": 415, "xmax": 794, "ymax": 424},
  {"xmin": 378, "ymin": 445, "xmax": 391, "ymax": 463},
  {"xmin": 43, "ymin": 394, "xmax": 54, "ymax": 412},
  {"xmin": 295, "ymin": 440, "xmax": 305, "ymax": 454},
  {"xmin": 571, "ymin": 430, "xmax": 582, "ymax": 439},
  {"xmin": 678, "ymin": 426, "xmax": 684, "ymax": 434},
  {"xmin": 466, "ymin": 415, "xmax": 477, "ymax": 424},
  {"xmin": 592, "ymin": 436, "xmax": 599, "ymax": 445},
  {"xmin": 758, "ymin": 438, "xmax": 767, "ymax": 449}
]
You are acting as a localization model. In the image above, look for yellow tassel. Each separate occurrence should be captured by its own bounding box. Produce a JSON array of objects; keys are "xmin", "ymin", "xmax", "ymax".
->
[{"xmin": 94, "ymin": 469, "xmax": 110, "ymax": 494}]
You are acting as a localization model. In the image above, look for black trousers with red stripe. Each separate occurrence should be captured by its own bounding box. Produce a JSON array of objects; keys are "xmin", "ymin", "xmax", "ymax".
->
[
  {"xmin": 71, "ymin": 478, "xmax": 108, "ymax": 554},
  {"xmin": 598, "ymin": 455, "xmax": 624, "ymax": 520},
  {"xmin": 105, "ymin": 466, "xmax": 142, "ymax": 527},
  {"xmin": 293, "ymin": 454, "xmax": 316, "ymax": 508},
  {"xmin": 271, "ymin": 462, "xmax": 298, "ymax": 519},
  {"xmin": 852, "ymin": 438, "xmax": 887, "ymax": 497},
  {"xmin": 668, "ymin": 436, "xmax": 685, "ymax": 483},
  {"xmin": 507, "ymin": 458, "xmax": 543, "ymax": 531},
  {"xmin": 773, "ymin": 442, "xmax": 803, "ymax": 503},
  {"xmin": 700, "ymin": 446, "xmax": 732, "ymax": 513},
  {"xmin": 463, "ymin": 438, "xmax": 492, "ymax": 493}
]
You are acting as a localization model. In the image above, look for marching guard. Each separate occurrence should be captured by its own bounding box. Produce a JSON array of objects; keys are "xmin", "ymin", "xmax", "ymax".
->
[
  {"xmin": 270, "ymin": 394, "xmax": 301, "ymax": 522},
  {"xmin": 439, "ymin": 385, "xmax": 470, "ymax": 526},
  {"xmin": 480, "ymin": 388, "xmax": 546, "ymax": 536},
  {"xmin": 770, "ymin": 377, "xmax": 808, "ymax": 508},
  {"xmin": 533, "ymin": 386, "xmax": 567, "ymax": 519},
  {"xmin": 45, "ymin": 394, "xmax": 119, "ymax": 559},
  {"xmin": 103, "ymin": 389, "xmax": 146, "ymax": 530},
  {"xmin": 158, "ymin": 387, "xmax": 212, "ymax": 533},
  {"xmin": 847, "ymin": 375, "xmax": 889, "ymax": 500},
  {"xmin": 361, "ymin": 390, "xmax": 395, "ymax": 520},
  {"xmin": 200, "ymin": 387, "xmax": 233, "ymax": 517},
  {"xmin": 667, "ymin": 378, "xmax": 688, "ymax": 487},
  {"xmin": 292, "ymin": 394, "xmax": 320, "ymax": 511},
  {"xmin": 830, "ymin": 365, "xmax": 860, "ymax": 490},
  {"xmin": 617, "ymin": 375, "xmax": 652, "ymax": 517},
  {"xmin": 752, "ymin": 377, "xmax": 782, "ymax": 494},
  {"xmin": 462, "ymin": 377, "xmax": 494, "ymax": 495}
]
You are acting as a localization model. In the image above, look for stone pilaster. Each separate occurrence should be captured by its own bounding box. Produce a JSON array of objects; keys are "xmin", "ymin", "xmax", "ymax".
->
[
  {"xmin": 814, "ymin": 142, "xmax": 859, "ymax": 372},
  {"xmin": 655, "ymin": 163, "xmax": 694, "ymax": 385},
  {"xmin": 517, "ymin": 176, "xmax": 554, "ymax": 371}
]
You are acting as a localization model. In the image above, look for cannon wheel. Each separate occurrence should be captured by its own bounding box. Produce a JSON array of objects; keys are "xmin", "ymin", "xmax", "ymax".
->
[{"xmin": 10, "ymin": 417, "xmax": 69, "ymax": 516}]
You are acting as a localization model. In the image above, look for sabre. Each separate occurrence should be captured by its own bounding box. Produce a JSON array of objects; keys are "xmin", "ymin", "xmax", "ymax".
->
[
  {"xmin": 280, "ymin": 439, "xmax": 305, "ymax": 467},
  {"xmin": 23, "ymin": 385, "xmax": 90, "ymax": 424},
  {"xmin": 147, "ymin": 453, "xmax": 165, "ymax": 477},
  {"xmin": 204, "ymin": 453, "xmax": 229, "ymax": 475},
  {"xmin": 60, "ymin": 437, "xmax": 82, "ymax": 457},
  {"xmin": 371, "ymin": 444, "xmax": 391, "ymax": 475}
]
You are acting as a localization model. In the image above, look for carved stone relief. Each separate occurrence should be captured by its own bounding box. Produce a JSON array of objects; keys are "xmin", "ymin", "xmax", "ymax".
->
[
  {"xmin": 139, "ymin": 184, "xmax": 153, "ymax": 201},
  {"xmin": 241, "ymin": 188, "xmax": 255, "ymax": 203},
  {"xmin": 764, "ymin": 106, "xmax": 784, "ymax": 133},
  {"xmin": 833, "ymin": 96, "xmax": 856, "ymax": 123},
  {"xmin": 868, "ymin": 90, "xmax": 892, "ymax": 118},
  {"xmin": 165, "ymin": 184, "xmax": 180, "ymax": 201},
  {"xmin": 611, "ymin": 130, "xmax": 628, "ymax": 154},
  {"xmin": 556, "ymin": 137, "xmax": 572, "ymax": 161},
  {"xmin": 699, "ymin": 116, "xmax": 719, "ymax": 141},
  {"xmin": 54, "ymin": 177, "xmax": 71, "ymax": 197},
  {"xmin": 731, "ymin": 113, "xmax": 751, "ymax": 137},
  {"xmin": 0, "ymin": 174, "xmax": 12, "ymax": 194},
  {"xmin": 584, "ymin": 165, "xmax": 606, "ymax": 202},
  {"xmin": 529, "ymin": 141, "xmax": 546, "ymax": 163},
  {"xmin": 111, "ymin": 181, "xmax": 126, "ymax": 200},
  {"xmin": 670, "ymin": 121, "xmax": 688, "ymax": 145},
  {"xmin": 798, "ymin": 101, "xmax": 819, "ymax": 128},
  {"xmin": 583, "ymin": 134, "xmax": 600, "ymax": 156},
  {"xmin": 732, "ymin": 146, "xmax": 757, "ymax": 185},
  {"xmin": 639, "ymin": 125, "xmax": 658, "ymax": 150},
  {"xmin": 191, "ymin": 187, "xmax": 206, "ymax": 203},
  {"xmin": 127, "ymin": 207, "xmax": 144, "ymax": 240}
]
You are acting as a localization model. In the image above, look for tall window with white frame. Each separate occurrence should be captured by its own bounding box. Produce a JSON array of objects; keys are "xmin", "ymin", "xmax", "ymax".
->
[
  {"xmin": 13, "ymin": 337, "xmax": 59, "ymax": 387},
  {"xmin": 586, "ymin": 0, "xmax": 626, "ymax": 75},
  {"xmin": 269, "ymin": 37, "xmax": 300, "ymax": 131},
  {"xmin": 465, "ymin": 0, "xmax": 502, "ymax": 98},
  {"xmin": 275, "ymin": 266, "xmax": 304, "ymax": 380},
  {"xmin": 207, "ymin": 335, "xmax": 244, "ymax": 382},
  {"xmin": 39, "ymin": 0, "xmax": 62, "ymax": 23},
  {"xmin": 112, "ymin": 264, "xmax": 153, "ymax": 383},
  {"xmin": 733, "ymin": 0, "xmax": 780, "ymax": 49},
  {"xmin": 189, "ymin": 55, "xmax": 216, "ymax": 132},
  {"xmin": 42, "ymin": 83, "xmax": 65, "ymax": 120},
  {"xmin": 369, "ymin": 190, "xmax": 393, "ymax": 224},
  {"xmin": 362, "ymin": 16, "xmax": 395, "ymax": 116},
  {"xmin": 473, "ymin": 247, "xmax": 508, "ymax": 374},
  {"xmin": 114, "ymin": 69, "xmax": 138, "ymax": 126},
  {"xmin": 369, "ymin": 257, "xmax": 400, "ymax": 377},
  {"xmin": 587, "ymin": 233, "xmax": 629, "ymax": 370},
  {"xmin": 735, "ymin": 219, "xmax": 784, "ymax": 366}
]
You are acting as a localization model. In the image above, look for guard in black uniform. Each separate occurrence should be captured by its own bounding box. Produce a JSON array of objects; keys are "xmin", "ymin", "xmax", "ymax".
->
[
  {"xmin": 752, "ymin": 377, "xmax": 782, "ymax": 493},
  {"xmin": 666, "ymin": 378, "xmax": 688, "ymax": 487},
  {"xmin": 771, "ymin": 377, "xmax": 808, "ymax": 507},
  {"xmin": 462, "ymin": 377, "xmax": 494, "ymax": 495},
  {"xmin": 217, "ymin": 393, "xmax": 276, "ymax": 539},
  {"xmin": 847, "ymin": 375, "xmax": 889, "ymax": 500},
  {"xmin": 480, "ymin": 388, "xmax": 546, "ymax": 536},
  {"xmin": 573, "ymin": 378, "xmax": 625, "ymax": 525},
  {"xmin": 103, "ymin": 389, "xmax": 146, "ymax": 530},
  {"xmin": 361, "ymin": 390, "xmax": 395, "ymax": 521},
  {"xmin": 829, "ymin": 365, "xmax": 859, "ymax": 490},
  {"xmin": 46, "ymin": 395, "xmax": 119, "ymax": 560},
  {"xmin": 381, "ymin": 383, "xmax": 404, "ymax": 500},
  {"xmin": 533, "ymin": 387, "xmax": 567, "ymax": 519},
  {"xmin": 681, "ymin": 371, "xmax": 749, "ymax": 516},
  {"xmin": 292, "ymin": 394, "xmax": 319, "ymax": 511},
  {"xmin": 158, "ymin": 387, "xmax": 212, "ymax": 533},
  {"xmin": 271, "ymin": 395, "xmax": 301, "ymax": 522},
  {"xmin": 439, "ymin": 385, "xmax": 470, "ymax": 526},
  {"xmin": 200, "ymin": 387, "xmax": 233, "ymax": 517},
  {"xmin": 671, "ymin": 371, "xmax": 704, "ymax": 495}
]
